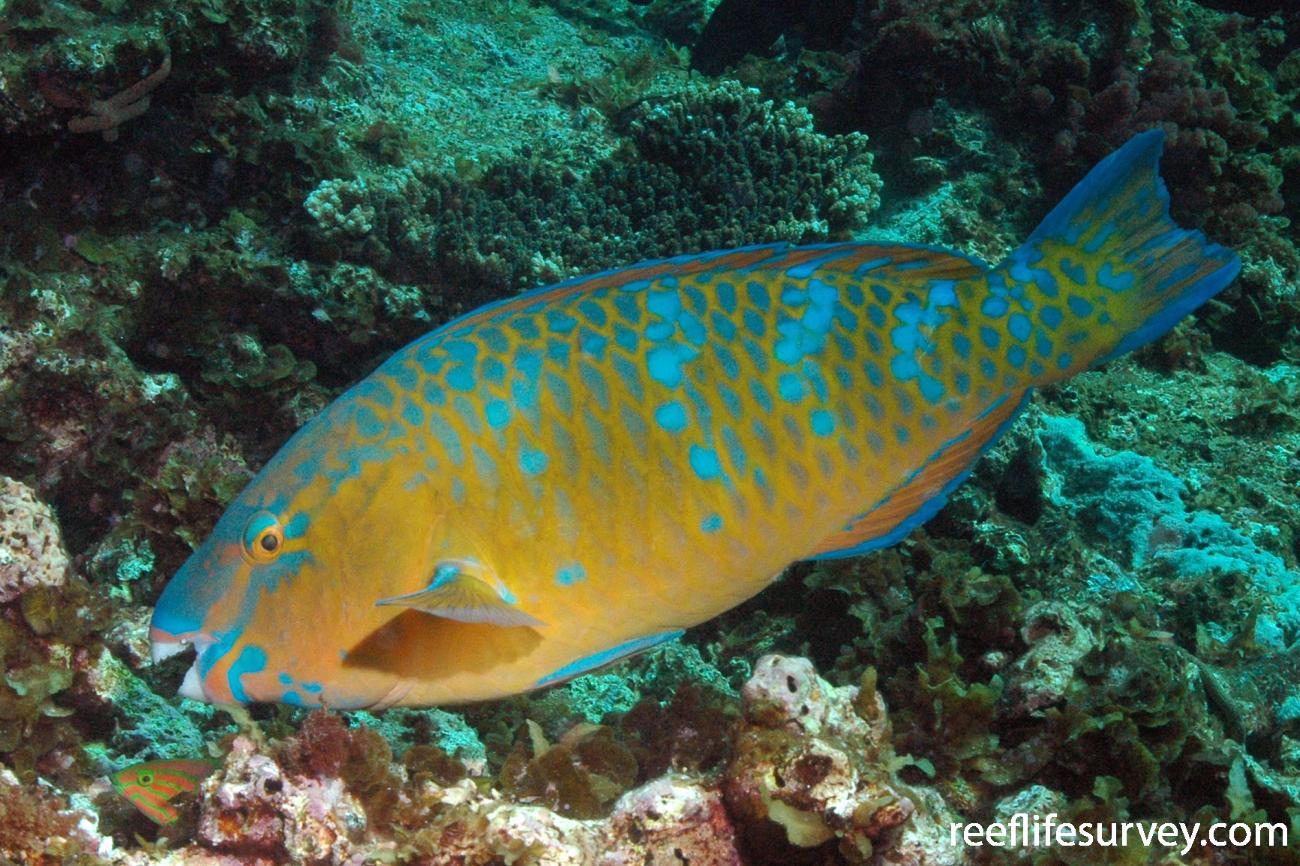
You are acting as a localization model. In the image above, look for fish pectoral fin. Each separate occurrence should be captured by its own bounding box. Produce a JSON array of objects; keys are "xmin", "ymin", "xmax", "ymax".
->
[{"xmin": 376, "ymin": 560, "xmax": 543, "ymax": 628}]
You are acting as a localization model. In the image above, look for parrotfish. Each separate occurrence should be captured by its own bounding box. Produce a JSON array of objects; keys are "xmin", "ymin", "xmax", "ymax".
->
[
  {"xmin": 151, "ymin": 130, "xmax": 1239, "ymax": 709},
  {"xmin": 111, "ymin": 758, "xmax": 216, "ymax": 824}
]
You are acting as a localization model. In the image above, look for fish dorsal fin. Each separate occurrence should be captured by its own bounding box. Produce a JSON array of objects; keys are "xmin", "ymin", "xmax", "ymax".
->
[
  {"xmin": 376, "ymin": 559, "xmax": 543, "ymax": 627},
  {"xmin": 435, "ymin": 242, "xmax": 987, "ymax": 336},
  {"xmin": 809, "ymin": 390, "xmax": 1029, "ymax": 559}
]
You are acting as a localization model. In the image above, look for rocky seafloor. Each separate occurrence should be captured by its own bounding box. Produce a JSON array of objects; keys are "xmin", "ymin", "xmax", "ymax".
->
[{"xmin": 0, "ymin": 0, "xmax": 1299, "ymax": 863}]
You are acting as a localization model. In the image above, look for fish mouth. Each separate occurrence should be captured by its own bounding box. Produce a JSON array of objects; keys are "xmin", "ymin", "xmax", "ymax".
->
[
  {"xmin": 178, "ymin": 661, "xmax": 206, "ymax": 701},
  {"xmin": 150, "ymin": 637, "xmax": 193, "ymax": 664},
  {"xmin": 149, "ymin": 630, "xmax": 213, "ymax": 702}
]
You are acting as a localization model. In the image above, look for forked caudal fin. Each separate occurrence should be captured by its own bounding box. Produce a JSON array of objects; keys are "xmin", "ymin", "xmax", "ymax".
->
[
  {"xmin": 808, "ymin": 130, "xmax": 1240, "ymax": 561},
  {"xmin": 991, "ymin": 128, "xmax": 1240, "ymax": 384}
]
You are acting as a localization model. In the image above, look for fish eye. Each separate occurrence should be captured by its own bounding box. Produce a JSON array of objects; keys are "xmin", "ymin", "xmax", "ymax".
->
[
  {"xmin": 242, "ymin": 512, "xmax": 284, "ymax": 563},
  {"xmin": 138, "ymin": 772, "xmax": 153, "ymax": 785}
]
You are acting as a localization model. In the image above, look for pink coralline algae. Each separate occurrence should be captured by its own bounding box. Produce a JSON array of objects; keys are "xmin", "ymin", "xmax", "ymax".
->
[
  {"xmin": 0, "ymin": 475, "xmax": 70, "ymax": 604},
  {"xmin": 197, "ymin": 736, "xmax": 368, "ymax": 864}
]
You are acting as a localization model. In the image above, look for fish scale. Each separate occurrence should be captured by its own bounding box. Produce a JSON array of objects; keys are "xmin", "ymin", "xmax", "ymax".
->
[{"xmin": 151, "ymin": 130, "xmax": 1240, "ymax": 708}]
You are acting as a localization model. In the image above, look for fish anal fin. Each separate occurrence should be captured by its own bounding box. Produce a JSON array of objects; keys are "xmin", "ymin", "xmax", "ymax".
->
[
  {"xmin": 810, "ymin": 390, "xmax": 1029, "ymax": 559},
  {"xmin": 377, "ymin": 560, "xmax": 543, "ymax": 628}
]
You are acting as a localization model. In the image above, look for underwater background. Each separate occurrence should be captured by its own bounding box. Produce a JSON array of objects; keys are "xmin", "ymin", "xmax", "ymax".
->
[{"xmin": 0, "ymin": 0, "xmax": 1298, "ymax": 863}]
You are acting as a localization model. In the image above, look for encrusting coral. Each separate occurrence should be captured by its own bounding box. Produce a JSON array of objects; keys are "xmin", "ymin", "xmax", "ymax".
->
[{"xmin": 0, "ymin": 476, "xmax": 70, "ymax": 604}]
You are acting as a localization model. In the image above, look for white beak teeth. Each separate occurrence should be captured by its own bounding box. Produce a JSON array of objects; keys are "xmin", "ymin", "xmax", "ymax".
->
[
  {"xmin": 151, "ymin": 639, "xmax": 190, "ymax": 664},
  {"xmin": 178, "ymin": 663, "xmax": 206, "ymax": 701}
]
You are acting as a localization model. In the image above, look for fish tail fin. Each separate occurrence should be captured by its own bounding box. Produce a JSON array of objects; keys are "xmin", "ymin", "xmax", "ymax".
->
[{"xmin": 986, "ymin": 129, "xmax": 1240, "ymax": 386}]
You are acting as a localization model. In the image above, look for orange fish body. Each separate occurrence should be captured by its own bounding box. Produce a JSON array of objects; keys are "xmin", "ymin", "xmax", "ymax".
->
[{"xmin": 151, "ymin": 131, "xmax": 1238, "ymax": 708}]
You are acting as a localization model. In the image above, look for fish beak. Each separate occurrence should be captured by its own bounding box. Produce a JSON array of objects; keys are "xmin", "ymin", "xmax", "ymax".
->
[
  {"xmin": 151, "ymin": 638, "xmax": 191, "ymax": 664},
  {"xmin": 178, "ymin": 661, "xmax": 206, "ymax": 701}
]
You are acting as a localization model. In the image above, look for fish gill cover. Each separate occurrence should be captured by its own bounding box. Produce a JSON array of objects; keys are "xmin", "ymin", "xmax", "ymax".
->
[{"xmin": 0, "ymin": 0, "xmax": 1296, "ymax": 864}]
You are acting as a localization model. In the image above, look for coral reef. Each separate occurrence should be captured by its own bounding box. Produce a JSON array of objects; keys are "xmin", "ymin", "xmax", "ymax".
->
[
  {"xmin": 297, "ymin": 79, "xmax": 881, "ymax": 299},
  {"xmin": 0, "ymin": 0, "xmax": 1296, "ymax": 862}
]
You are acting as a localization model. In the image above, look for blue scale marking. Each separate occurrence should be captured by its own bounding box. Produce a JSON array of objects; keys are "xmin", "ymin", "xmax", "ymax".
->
[
  {"xmin": 679, "ymin": 311, "xmax": 708, "ymax": 346},
  {"xmin": 510, "ymin": 316, "xmax": 540, "ymax": 340},
  {"xmin": 614, "ymin": 324, "xmax": 639, "ymax": 353},
  {"xmin": 446, "ymin": 364, "xmax": 476, "ymax": 391},
  {"xmin": 655, "ymin": 401, "xmax": 688, "ymax": 432},
  {"xmin": 918, "ymin": 375, "xmax": 945, "ymax": 403},
  {"xmin": 582, "ymin": 409, "xmax": 612, "ymax": 463},
  {"xmin": 718, "ymin": 383, "xmax": 742, "ymax": 417},
  {"xmin": 689, "ymin": 445, "xmax": 722, "ymax": 480},
  {"xmin": 613, "ymin": 293, "xmax": 641, "ymax": 324},
  {"xmin": 401, "ymin": 398, "xmax": 425, "ymax": 427},
  {"xmin": 547, "ymin": 339, "xmax": 571, "ymax": 366},
  {"xmin": 1097, "ymin": 262, "xmax": 1136, "ymax": 291},
  {"xmin": 579, "ymin": 361, "xmax": 609, "ymax": 411},
  {"xmin": 481, "ymin": 327, "xmax": 509, "ymax": 354},
  {"xmin": 647, "ymin": 290, "xmax": 680, "ymax": 321},
  {"xmin": 481, "ymin": 358, "xmax": 506, "ymax": 384},
  {"xmin": 612, "ymin": 354, "xmax": 644, "ymax": 402},
  {"xmin": 548, "ymin": 310, "xmax": 578, "ymax": 333},
  {"xmin": 646, "ymin": 321, "xmax": 675, "ymax": 341},
  {"xmin": 711, "ymin": 311, "xmax": 738, "ymax": 341},
  {"xmin": 1008, "ymin": 313, "xmax": 1032, "ymax": 342},
  {"xmin": 778, "ymin": 373, "xmax": 805, "ymax": 402},
  {"xmin": 453, "ymin": 395, "xmax": 483, "ymax": 436},
  {"xmin": 578, "ymin": 299, "xmax": 607, "ymax": 326},
  {"xmin": 716, "ymin": 281, "xmax": 738, "ymax": 313},
  {"xmin": 1060, "ymin": 258, "xmax": 1087, "ymax": 285},
  {"xmin": 981, "ymin": 296, "xmax": 1009, "ymax": 318},
  {"xmin": 864, "ymin": 360, "xmax": 884, "ymax": 388},
  {"xmin": 429, "ymin": 415, "xmax": 465, "ymax": 466},
  {"xmin": 803, "ymin": 361, "xmax": 829, "ymax": 401},
  {"xmin": 471, "ymin": 444, "xmax": 499, "ymax": 489},
  {"xmin": 555, "ymin": 562, "xmax": 587, "ymax": 586},
  {"xmin": 1067, "ymin": 294, "xmax": 1095, "ymax": 317},
  {"xmin": 356, "ymin": 405, "xmax": 385, "ymax": 438},
  {"xmin": 722, "ymin": 426, "xmax": 747, "ymax": 474},
  {"xmin": 580, "ymin": 329, "xmax": 608, "ymax": 359},
  {"xmin": 520, "ymin": 448, "xmax": 549, "ymax": 475}
]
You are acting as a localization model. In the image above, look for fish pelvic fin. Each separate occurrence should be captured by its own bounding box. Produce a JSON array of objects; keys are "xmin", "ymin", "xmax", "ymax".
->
[{"xmin": 987, "ymin": 129, "xmax": 1240, "ymax": 386}]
